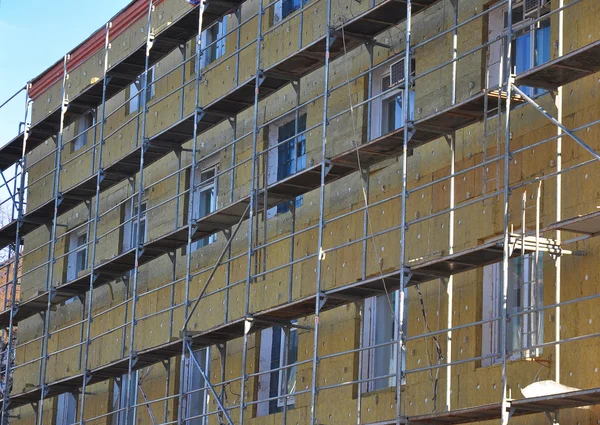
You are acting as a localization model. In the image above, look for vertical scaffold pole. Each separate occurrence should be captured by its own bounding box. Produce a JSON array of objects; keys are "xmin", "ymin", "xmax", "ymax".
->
[
  {"xmin": 446, "ymin": 0, "xmax": 458, "ymax": 412},
  {"xmin": 0, "ymin": 85, "xmax": 31, "ymax": 425},
  {"xmin": 309, "ymin": 0, "xmax": 332, "ymax": 422},
  {"xmin": 36, "ymin": 53, "xmax": 70, "ymax": 425},
  {"xmin": 178, "ymin": 1, "xmax": 206, "ymax": 423},
  {"xmin": 77, "ymin": 21, "xmax": 112, "ymax": 425},
  {"xmin": 396, "ymin": 1, "xmax": 411, "ymax": 424},
  {"xmin": 239, "ymin": 0, "xmax": 264, "ymax": 421},
  {"xmin": 500, "ymin": 0, "xmax": 513, "ymax": 424},
  {"xmin": 554, "ymin": 0, "xmax": 564, "ymax": 398},
  {"xmin": 124, "ymin": 1, "xmax": 154, "ymax": 423}
]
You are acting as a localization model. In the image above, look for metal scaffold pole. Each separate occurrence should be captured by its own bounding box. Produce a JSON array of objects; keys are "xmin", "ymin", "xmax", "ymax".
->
[
  {"xmin": 446, "ymin": 0, "xmax": 458, "ymax": 412},
  {"xmin": 124, "ymin": 0, "xmax": 155, "ymax": 423},
  {"xmin": 239, "ymin": 0, "xmax": 264, "ymax": 420},
  {"xmin": 178, "ymin": 0, "xmax": 206, "ymax": 422},
  {"xmin": 76, "ymin": 21, "xmax": 112, "ymax": 425},
  {"xmin": 555, "ymin": 0, "xmax": 564, "ymax": 404},
  {"xmin": 0, "ymin": 85, "xmax": 31, "ymax": 425},
  {"xmin": 36, "ymin": 54, "xmax": 70, "ymax": 425},
  {"xmin": 500, "ymin": 0, "xmax": 513, "ymax": 423},
  {"xmin": 396, "ymin": 1, "xmax": 412, "ymax": 424},
  {"xmin": 309, "ymin": 0, "xmax": 332, "ymax": 421}
]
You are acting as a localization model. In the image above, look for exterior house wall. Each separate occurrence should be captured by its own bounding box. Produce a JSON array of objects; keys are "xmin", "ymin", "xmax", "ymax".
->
[{"xmin": 10, "ymin": 0, "xmax": 600, "ymax": 424}]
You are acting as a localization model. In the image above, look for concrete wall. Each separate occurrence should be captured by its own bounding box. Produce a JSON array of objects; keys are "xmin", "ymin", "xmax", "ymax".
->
[{"xmin": 11, "ymin": 0, "xmax": 600, "ymax": 424}]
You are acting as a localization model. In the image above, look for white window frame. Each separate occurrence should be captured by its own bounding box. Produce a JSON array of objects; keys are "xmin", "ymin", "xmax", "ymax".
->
[
  {"xmin": 487, "ymin": 1, "xmax": 550, "ymax": 93},
  {"xmin": 257, "ymin": 326, "xmax": 298, "ymax": 416},
  {"xmin": 370, "ymin": 65, "xmax": 415, "ymax": 141},
  {"xmin": 276, "ymin": 325, "xmax": 297, "ymax": 409},
  {"xmin": 123, "ymin": 197, "xmax": 147, "ymax": 252},
  {"xmin": 272, "ymin": 0, "xmax": 308, "ymax": 24},
  {"xmin": 112, "ymin": 371, "xmax": 139, "ymax": 425},
  {"xmin": 481, "ymin": 252, "xmax": 544, "ymax": 367},
  {"xmin": 361, "ymin": 289, "xmax": 407, "ymax": 393},
  {"xmin": 200, "ymin": 17, "xmax": 227, "ymax": 69},
  {"xmin": 183, "ymin": 348, "xmax": 211, "ymax": 425},
  {"xmin": 56, "ymin": 392, "xmax": 77, "ymax": 425},
  {"xmin": 128, "ymin": 66, "xmax": 155, "ymax": 114},
  {"xmin": 191, "ymin": 156, "xmax": 219, "ymax": 252},
  {"xmin": 67, "ymin": 228, "xmax": 88, "ymax": 282},
  {"xmin": 266, "ymin": 110, "xmax": 307, "ymax": 219},
  {"xmin": 73, "ymin": 113, "xmax": 94, "ymax": 152}
]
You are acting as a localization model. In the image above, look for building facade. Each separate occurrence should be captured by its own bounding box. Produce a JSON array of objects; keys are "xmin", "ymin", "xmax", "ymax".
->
[{"xmin": 0, "ymin": 0, "xmax": 599, "ymax": 424}]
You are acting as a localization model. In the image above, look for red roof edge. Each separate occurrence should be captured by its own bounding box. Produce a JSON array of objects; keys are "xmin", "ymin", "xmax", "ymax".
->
[{"xmin": 29, "ymin": 0, "xmax": 168, "ymax": 101}]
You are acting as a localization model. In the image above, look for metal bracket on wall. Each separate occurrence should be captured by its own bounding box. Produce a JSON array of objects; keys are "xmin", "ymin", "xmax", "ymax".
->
[
  {"xmin": 257, "ymin": 69, "xmax": 266, "ymax": 87},
  {"xmin": 318, "ymin": 293, "xmax": 328, "ymax": 310},
  {"xmin": 195, "ymin": 107, "xmax": 205, "ymax": 123}
]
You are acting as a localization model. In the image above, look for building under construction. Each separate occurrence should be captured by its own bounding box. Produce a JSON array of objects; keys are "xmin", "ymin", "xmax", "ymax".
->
[{"xmin": 0, "ymin": 0, "xmax": 600, "ymax": 423}]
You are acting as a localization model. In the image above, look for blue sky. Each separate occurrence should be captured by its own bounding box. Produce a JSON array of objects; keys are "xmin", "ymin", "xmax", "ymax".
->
[{"xmin": 0, "ymin": 0, "xmax": 131, "ymax": 145}]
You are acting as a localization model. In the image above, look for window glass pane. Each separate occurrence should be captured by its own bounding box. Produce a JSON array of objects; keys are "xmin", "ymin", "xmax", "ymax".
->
[
  {"xmin": 147, "ymin": 67, "xmax": 155, "ymax": 100},
  {"xmin": 57, "ymin": 393, "xmax": 77, "ymax": 425},
  {"xmin": 132, "ymin": 202, "xmax": 147, "ymax": 245},
  {"xmin": 498, "ymin": 253, "xmax": 544, "ymax": 357},
  {"xmin": 534, "ymin": 20, "xmax": 551, "ymax": 66},
  {"xmin": 187, "ymin": 349, "xmax": 208, "ymax": 425},
  {"xmin": 533, "ymin": 19, "xmax": 551, "ymax": 96},
  {"xmin": 276, "ymin": 115, "xmax": 306, "ymax": 213},
  {"xmin": 129, "ymin": 82, "xmax": 140, "ymax": 113},
  {"xmin": 268, "ymin": 327, "xmax": 282, "ymax": 413},
  {"xmin": 76, "ymin": 233, "xmax": 87, "ymax": 272},
  {"xmin": 373, "ymin": 293, "xmax": 396, "ymax": 390},
  {"xmin": 286, "ymin": 329, "xmax": 298, "ymax": 395},
  {"xmin": 383, "ymin": 97, "xmax": 396, "ymax": 134},
  {"xmin": 514, "ymin": 33, "xmax": 531, "ymax": 75},
  {"xmin": 194, "ymin": 167, "xmax": 218, "ymax": 249}
]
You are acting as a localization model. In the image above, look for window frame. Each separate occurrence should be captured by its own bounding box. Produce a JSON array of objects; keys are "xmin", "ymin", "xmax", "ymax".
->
[
  {"xmin": 56, "ymin": 392, "xmax": 77, "ymax": 425},
  {"xmin": 73, "ymin": 112, "xmax": 94, "ymax": 153},
  {"xmin": 123, "ymin": 197, "xmax": 148, "ymax": 252},
  {"xmin": 191, "ymin": 155, "xmax": 220, "ymax": 252},
  {"xmin": 127, "ymin": 66, "xmax": 156, "ymax": 115},
  {"xmin": 200, "ymin": 17, "xmax": 227, "ymax": 69},
  {"xmin": 257, "ymin": 325, "xmax": 298, "ymax": 416},
  {"xmin": 361, "ymin": 289, "xmax": 407, "ymax": 393},
  {"xmin": 67, "ymin": 228, "xmax": 88, "ymax": 282},
  {"xmin": 481, "ymin": 252, "xmax": 544, "ymax": 367},
  {"xmin": 487, "ymin": 1, "xmax": 551, "ymax": 95},
  {"xmin": 183, "ymin": 348, "xmax": 211, "ymax": 425},
  {"xmin": 273, "ymin": 0, "xmax": 310, "ymax": 24},
  {"xmin": 266, "ymin": 112, "xmax": 307, "ymax": 218},
  {"xmin": 370, "ymin": 65, "xmax": 415, "ymax": 141},
  {"xmin": 112, "ymin": 371, "xmax": 139, "ymax": 425},
  {"xmin": 276, "ymin": 324, "xmax": 298, "ymax": 408}
]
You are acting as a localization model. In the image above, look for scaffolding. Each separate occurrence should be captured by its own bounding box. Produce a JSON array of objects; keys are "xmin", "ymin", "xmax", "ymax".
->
[{"xmin": 0, "ymin": 0, "xmax": 599, "ymax": 424}]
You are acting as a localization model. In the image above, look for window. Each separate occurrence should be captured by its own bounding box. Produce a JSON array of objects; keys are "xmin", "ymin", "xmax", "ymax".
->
[
  {"xmin": 201, "ymin": 17, "xmax": 227, "ymax": 69},
  {"xmin": 257, "ymin": 325, "xmax": 298, "ymax": 416},
  {"xmin": 127, "ymin": 66, "xmax": 156, "ymax": 114},
  {"xmin": 73, "ymin": 113, "xmax": 94, "ymax": 152},
  {"xmin": 123, "ymin": 198, "xmax": 147, "ymax": 252},
  {"xmin": 482, "ymin": 253, "xmax": 544, "ymax": 367},
  {"xmin": 273, "ymin": 0, "xmax": 310, "ymax": 24},
  {"xmin": 191, "ymin": 159, "xmax": 219, "ymax": 252},
  {"xmin": 488, "ymin": 1, "xmax": 551, "ymax": 96},
  {"xmin": 361, "ymin": 289, "xmax": 407, "ymax": 392},
  {"xmin": 67, "ymin": 230, "xmax": 88, "ymax": 281},
  {"xmin": 56, "ymin": 392, "xmax": 77, "ymax": 425},
  {"xmin": 112, "ymin": 371, "xmax": 139, "ymax": 425},
  {"xmin": 183, "ymin": 348, "xmax": 210, "ymax": 425},
  {"xmin": 371, "ymin": 64, "xmax": 415, "ymax": 140},
  {"xmin": 267, "ymin": 114, "xmax": 307, "ymax": 216}
]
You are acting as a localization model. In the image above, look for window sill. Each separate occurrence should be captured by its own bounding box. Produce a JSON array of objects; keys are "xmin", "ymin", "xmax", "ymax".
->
[
  {"xmin": 478, "ymin": 355, "xmax": 545, "ymax": 370},
  {"xmin": 358, "ymin": 382, "xmax": 406, "ymax": 400}
]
